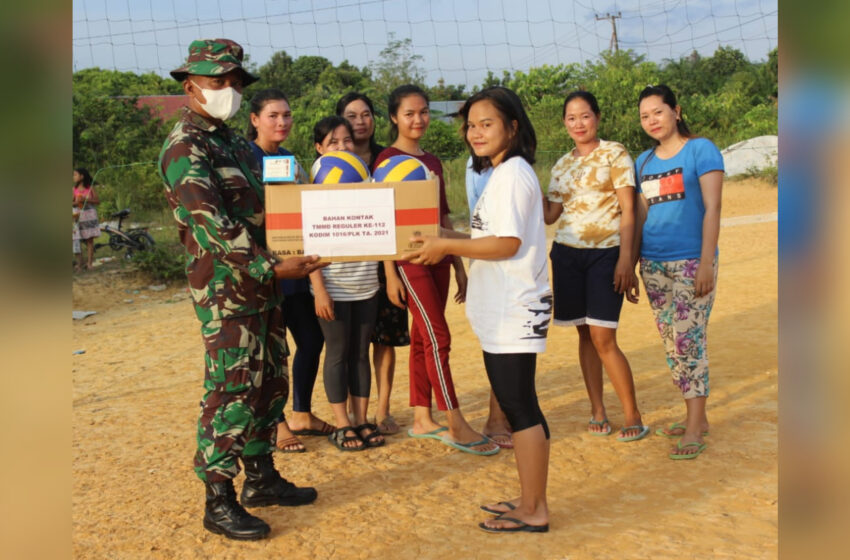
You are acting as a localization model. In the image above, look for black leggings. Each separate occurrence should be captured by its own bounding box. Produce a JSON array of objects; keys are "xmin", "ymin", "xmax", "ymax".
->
[
  {"xmin": 318, "ymin": 295, "xmax": 378, "ymax": 403},
  {"xmin": 282, "ymin": 291, "xmax": 325, "ymax": 413},
  {"xmin": 483, "ymin": 351, "xmax": 549, "ymax": 439}
]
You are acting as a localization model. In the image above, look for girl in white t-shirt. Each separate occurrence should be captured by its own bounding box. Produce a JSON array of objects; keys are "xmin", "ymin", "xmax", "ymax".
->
[{"xmin": 404, "ymin": 87, "xmax": 552, "ymax": 534}]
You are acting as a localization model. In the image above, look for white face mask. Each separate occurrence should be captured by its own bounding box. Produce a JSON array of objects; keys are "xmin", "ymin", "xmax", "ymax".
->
[{"xmin": 191, "ymin": 81, "xmax": 242, "ymax": 121}]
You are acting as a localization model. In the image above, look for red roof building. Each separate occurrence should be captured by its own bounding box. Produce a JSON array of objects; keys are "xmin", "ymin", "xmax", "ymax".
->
[{"xmin": 135, "ymin": 95, "xmax": 189, "ymax": 122}]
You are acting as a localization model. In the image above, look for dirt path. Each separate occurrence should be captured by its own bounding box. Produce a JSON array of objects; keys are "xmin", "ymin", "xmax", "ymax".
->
[{"xmin": 72, "ymin": 179, "xmax": 777, "ymax": 559}]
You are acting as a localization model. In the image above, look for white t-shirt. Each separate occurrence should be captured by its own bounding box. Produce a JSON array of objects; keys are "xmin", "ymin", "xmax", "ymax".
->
[{"xmin": 466, "ymin": 156, "xmax": 552, "ymax": 354}]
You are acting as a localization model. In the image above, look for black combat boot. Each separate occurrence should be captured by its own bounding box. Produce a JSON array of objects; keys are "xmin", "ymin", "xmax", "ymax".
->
[
  {"xmin": 203, "ymin": 479, "xmax": 270, "ymax": 540},
  {"xmin": 240, "ymin": 453, "xmax": 318, "ymax": 508}
]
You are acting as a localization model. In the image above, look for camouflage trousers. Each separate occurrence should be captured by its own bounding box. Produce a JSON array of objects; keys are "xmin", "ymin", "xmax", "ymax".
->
[{"xmin": 194, "ymin": 306, "xmax": 289, "ymax": 482}]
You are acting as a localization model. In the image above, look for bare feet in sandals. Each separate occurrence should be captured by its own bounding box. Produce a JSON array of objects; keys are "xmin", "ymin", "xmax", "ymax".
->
[
  {"xmin": 482, "ymin": 392, "xmax": 514, "ymax": 448},
  {"xmin": 328, "ymin": 426, "xmax": 365, "ymax": 451},
  {"xmin": 482, "ymin": 417, "xmax": 513, "ymax": 449},
  {"xmin": 656, "ymin": 420, "xmax": 710, "ymax": 438},
  {"xmin": 376, "ymin": 414, "xmax": 400, "ymax": 435},
  {"xmin": 444, "ymin": 425, "xmax": 499, "ymax": 455},
  {"xmin": 478, "ymin": 499, "xmax": 549, "ymax": 533},
  {"xmin": 288, "ymin": 412, "xmax": 335, "ymax": 436},
  {"xmin": 355, "ymin": 423, "xmax": 385, "ymax": 448},
  {"xmin": 275, "ymin": 421, "xmax": 306, "ymax": 453},
  {"xmin": 480, "ymin": 498, "xmax": 520, "ymax": 515},
  {"xmin": 587, "ymin": 409, "xmax": 611, "ymax": 435}
]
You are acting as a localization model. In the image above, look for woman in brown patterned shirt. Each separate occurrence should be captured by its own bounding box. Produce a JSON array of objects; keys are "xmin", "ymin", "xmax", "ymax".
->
[{"xmin": 542, "ymin": 91, "xmax": 648, "ymax": 442}]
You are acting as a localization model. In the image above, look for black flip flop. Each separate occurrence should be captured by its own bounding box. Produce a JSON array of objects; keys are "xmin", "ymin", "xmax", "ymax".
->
[
  {"xmin": 478, "ymin": 516, "xmax": 549, "ymax": 533},
  {"xmin": 480, "ymin": 501, "xmax": 517, "ymax": 515}
]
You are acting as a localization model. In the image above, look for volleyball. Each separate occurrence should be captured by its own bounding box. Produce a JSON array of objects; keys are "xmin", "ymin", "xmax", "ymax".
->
[
  {"xmin": 310, "ymin": 151, "xmax": 370, "ymax": 184},
  {"xmin": 372, "ymin": 155, "xmax": 429, "ymax": 182}
]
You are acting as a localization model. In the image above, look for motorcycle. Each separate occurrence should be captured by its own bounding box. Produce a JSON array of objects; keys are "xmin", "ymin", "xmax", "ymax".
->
[{"xmin": 93, "ymin": 208, "xmax": 155, "ymax": 260}]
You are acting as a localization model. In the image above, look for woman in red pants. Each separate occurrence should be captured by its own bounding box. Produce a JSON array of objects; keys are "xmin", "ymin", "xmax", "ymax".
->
[{"xmin": 374, "ymin": 84, "xmax": 498, "ymax": 455}]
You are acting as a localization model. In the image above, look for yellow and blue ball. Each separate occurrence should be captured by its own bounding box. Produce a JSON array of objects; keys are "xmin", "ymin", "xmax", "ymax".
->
[
  {"xmin": 372, "ymin": 155, "xmax": 429, "ymax": 182},
  {"xmin": 310, "ymin": 151, "xmax": 370, "ymax": 184}
]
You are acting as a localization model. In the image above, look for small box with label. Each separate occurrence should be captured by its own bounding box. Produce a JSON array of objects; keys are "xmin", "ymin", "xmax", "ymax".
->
[{"xmin": 262, "ymin": 155, "xmax": 297, "ymax": 183}]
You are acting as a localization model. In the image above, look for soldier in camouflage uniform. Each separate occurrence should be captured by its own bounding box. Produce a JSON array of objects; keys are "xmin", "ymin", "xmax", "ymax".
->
[{"xmin": 159, "ymin": 38, "xmax": 327, "ymax": 541}]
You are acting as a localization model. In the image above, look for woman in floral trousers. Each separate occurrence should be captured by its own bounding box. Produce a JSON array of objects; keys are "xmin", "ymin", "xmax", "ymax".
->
[{"xmin": 634, "ymin": 85, "xmax": 723, "ymax": 460}]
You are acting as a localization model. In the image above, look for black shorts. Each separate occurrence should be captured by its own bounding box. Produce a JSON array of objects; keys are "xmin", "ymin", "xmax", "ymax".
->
[{"xmin": 550, "ymin": 242, "xmax": 624, "ymax": 329}]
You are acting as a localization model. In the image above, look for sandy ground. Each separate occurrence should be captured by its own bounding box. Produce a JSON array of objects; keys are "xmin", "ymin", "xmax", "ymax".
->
[{"xmin": 72, "ymin": 178, "xmax": 777, "ymax": 559}]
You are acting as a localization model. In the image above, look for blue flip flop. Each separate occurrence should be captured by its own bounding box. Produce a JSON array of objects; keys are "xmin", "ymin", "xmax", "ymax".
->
[
  {"xmin": 588, "ymin": 417, "xmax": 612, "ymax": 436},
  {"xmin": 439, "ymin": 436, "xmax": 500, "ymax": 456},
  {"xmin": 669, "ymin": 440, "xmax": 707, "ymax": 460},
  {"xmin": 617, "ymin": 425, "xmax": 651, "ymax": 442},
  {"xmin": 407, "ymin": 427, "xmax": 448, "ymax": 440},
  {"xmin": 655, "ymin": 422, "xmax": 710, "ymax": 438}
]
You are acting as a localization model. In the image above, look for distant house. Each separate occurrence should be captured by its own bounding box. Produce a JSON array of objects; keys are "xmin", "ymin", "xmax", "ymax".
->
[
  {"xmin": 429, "ymin": 100, "xmax": 464, "ymax": 123},
  {"xmin": 133, "ymin": 95, "xmax": 189, "ymax": 122}
]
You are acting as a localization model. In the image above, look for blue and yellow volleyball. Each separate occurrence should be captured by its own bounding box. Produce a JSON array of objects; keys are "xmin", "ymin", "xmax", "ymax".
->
[
  {"xmin": 372, "ymin": 155, "xmax": 429, "ymax": 182},
  {"xmin": 310, "ymin": 151, "xmax": 370, "ymax": 184}
]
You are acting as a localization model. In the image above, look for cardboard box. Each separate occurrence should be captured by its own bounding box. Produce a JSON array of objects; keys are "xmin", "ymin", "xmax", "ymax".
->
[{"xmin": 265, "ymin": 179, "xmax": 440, "ymax": 262}]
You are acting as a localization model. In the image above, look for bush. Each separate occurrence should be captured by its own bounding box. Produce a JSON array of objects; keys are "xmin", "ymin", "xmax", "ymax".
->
[
  {"xmin": 729, "ymin": 165, "xmax": 778, "ymax": 185},
  {"xmin": 422, "ymin": 119, "xmax": 466, "ymax": 160},
  {"xmin": 131, "ymin": 243, "xmax": 186, "ymax": 283},
  {"xmin": 441, "ymin": 156, "xmax": 470, "ymax": 225}
]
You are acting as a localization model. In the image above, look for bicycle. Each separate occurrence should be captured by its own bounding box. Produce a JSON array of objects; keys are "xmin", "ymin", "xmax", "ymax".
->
[{"xmin": 93, "ymin": 208, "xmax": 155, "ymax": 260}]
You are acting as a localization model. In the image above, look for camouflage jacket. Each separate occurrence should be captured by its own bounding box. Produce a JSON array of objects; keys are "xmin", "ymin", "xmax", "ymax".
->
[{"xmin": 159, "ymin": 108, "xmax": 280, "ymax": 323}]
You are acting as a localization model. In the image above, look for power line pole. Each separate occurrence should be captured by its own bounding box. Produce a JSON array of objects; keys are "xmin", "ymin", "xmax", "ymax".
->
[{"xmin": 595, "ymin": 12, "xmax": 622, "ymax": 52}]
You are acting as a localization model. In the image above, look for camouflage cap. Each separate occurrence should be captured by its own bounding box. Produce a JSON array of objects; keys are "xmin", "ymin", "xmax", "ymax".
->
[{"xmin": 170, "ymin": 38, "xmax": 259, "ymax": 86}]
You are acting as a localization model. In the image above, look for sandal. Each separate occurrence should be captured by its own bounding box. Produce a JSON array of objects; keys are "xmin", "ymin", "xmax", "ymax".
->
[
  {"xmin": 355, "ymin": 423, "xmax": 385, "ymax": 448},
  {"xmin": 275, "ymin": 436, "xmax": 306, "ymax": 454},
  {"xmin": 655, "ymin": 422, "xmax": 710, "ymax": 438},
  {"xmin": 484, "ymin": 432, "xmax": 514, "ymax": 449},
  {"xmin": 328, "ymin": 427, "xmax": 365, "ymax": 452},
  {"xmin": 375, "ymin": 415, "xmax": 401, "ymax": 436},
  {"xmin": 480, "ymin": 501, "xmax": 517, "ymax": 515},
  {"xmin": 588, "ymin": 417, "xmax": 612, "ymax": 436},
  {"xmin": 291, "ymin": 420, "xmax": 335, "ymax": 437}
]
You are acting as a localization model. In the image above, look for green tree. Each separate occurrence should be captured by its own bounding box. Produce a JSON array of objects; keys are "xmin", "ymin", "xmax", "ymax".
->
[
  {"xmin": 505, "ymin": 64, "xmax": 578, "ymax": 106},
  {"xmin": 73, "ymin": 68, "xmax": 175, "ymax": 214},
  {"xmin": 575, "ymin": 50, "xmax": 661, "ymax": 153},
  {"xmin": 370, "ymin": 33, "xmax": 426, "ymax": 98},
  {"xmin": 428, "ymin": 78, "xmax": 466, "ymax": 101},
  {"xmin": 659, "ymin": 50, "xmax": 707, "ymax": 97},
  {"xmin": 755, "ymin": 47, "xmax": 778, "ymax": 100},
  {"xmin": 254, "ymin": 53, "xmax": 334, "ymax": 99},
  {"xmin": 73, "ymin": 67, "xmax": 182, "ymax": 97},
  {"xmin": 255, "ymin": 51, "xmax": 295, "ymax": 93},
  {"xmin": 704, "ymin": 45, "xmax": 749, "ymax": 82},
  {"xmin": 481, "ymin": 70, "xmax": 511, "ymax": 89},
  {"xmin": 421, "ymin": 119, "xmax": 465, "ymax": 160},
  {"xmin": 71, "ymin": 38, "xmax": 777, "ymax": 219}
]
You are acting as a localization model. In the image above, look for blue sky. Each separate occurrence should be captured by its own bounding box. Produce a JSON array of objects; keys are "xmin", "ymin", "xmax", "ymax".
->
[{"xmin": 72, "ymin": 0, "xmax": 777, "ymax": 86}]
